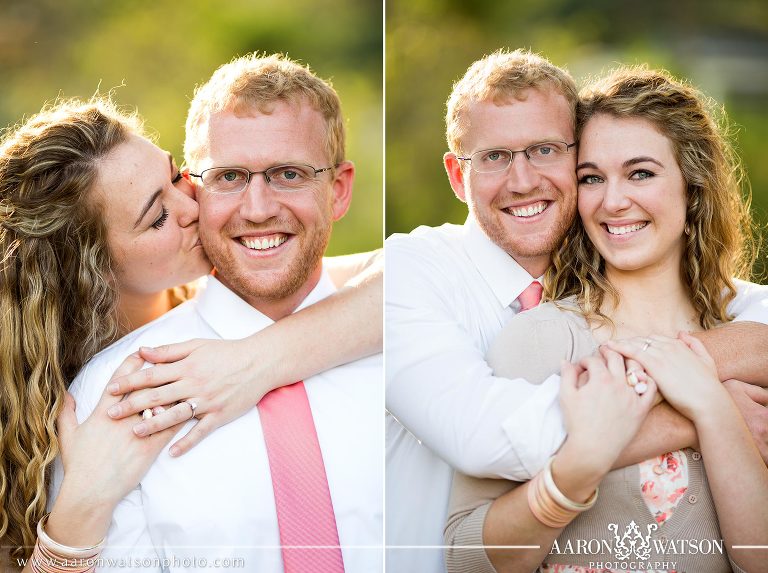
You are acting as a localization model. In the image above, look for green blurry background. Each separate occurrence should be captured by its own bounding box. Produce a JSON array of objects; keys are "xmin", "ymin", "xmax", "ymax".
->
[
  {"xmin": 387, "ymin": 0, "xmax": 768, "ymax": 278},
  {"xmin": 0, "ymin": 0, "xmax": 382, "ymax": 255}
]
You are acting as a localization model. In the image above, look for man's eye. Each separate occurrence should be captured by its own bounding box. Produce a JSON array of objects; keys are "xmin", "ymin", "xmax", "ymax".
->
[
  {"xmin": 271, "ymin": 166, "xmax": 311, "ymax": 182},
  {"xmin": 481, "ymin": 150, "xmax": 510, "ymax": 163},
  {"xmin": 221, "ymin": 171, "xmax": 242, "ymax": 182}
]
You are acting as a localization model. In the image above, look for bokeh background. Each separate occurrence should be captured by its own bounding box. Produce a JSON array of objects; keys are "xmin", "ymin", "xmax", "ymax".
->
[
  {"xmin": 0, "ymin": 0, "xmax": 382, "ymax": 255},
  {"xmin": 386, "ymin": 0, "xmax": 768, "ymax": 278}
]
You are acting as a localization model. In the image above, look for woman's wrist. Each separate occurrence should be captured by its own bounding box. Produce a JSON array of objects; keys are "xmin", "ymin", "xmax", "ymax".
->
[
  {"xmin": 685, "ymin": 381, "xmax": 732, "ymax": 423},
  {"xmin": 552, "ymin": 438, "xmax": 611, "ymax": 502},
  {"xmin": 46, "ymin": 481, "xmax": 116, "ymax": 547}
]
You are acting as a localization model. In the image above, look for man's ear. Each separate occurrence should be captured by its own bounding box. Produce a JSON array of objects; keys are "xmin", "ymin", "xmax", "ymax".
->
[
  {"xmin": 330, "ymin": 160, "xmax": 355, "ymax": 221},
  {"xmin": 178, "ymin": 166, "xmax": 198, "ymax": 201},
  {"xmin": 444, "ymin": 152, "xmax": 468, "ymax": 203}
]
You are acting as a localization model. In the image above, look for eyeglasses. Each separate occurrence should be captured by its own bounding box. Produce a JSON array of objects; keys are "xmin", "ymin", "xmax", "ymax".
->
[
  {"xmin": 458, "ymin": 141, "xmax": 577, "ymax": 173},
  {"xmin": 188, "ymin": 164, "xmax": 335, "ymax": 194}
]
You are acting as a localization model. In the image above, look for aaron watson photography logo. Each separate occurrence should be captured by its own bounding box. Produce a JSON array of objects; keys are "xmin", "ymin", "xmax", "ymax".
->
[{"xmin": 548, "ymin": 520, "xmax": 725, "ymax": 570}]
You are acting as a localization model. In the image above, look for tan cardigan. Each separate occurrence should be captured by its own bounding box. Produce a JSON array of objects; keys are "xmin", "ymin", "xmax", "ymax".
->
[{"xmin": 444, "ymin": 302, "xmax": 744, "ymax": 573}]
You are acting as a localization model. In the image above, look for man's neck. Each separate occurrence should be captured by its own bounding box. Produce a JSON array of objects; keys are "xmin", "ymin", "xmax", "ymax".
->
[
  {"xmin": 227, "ymin": 266, "xmax": 324, "ymax": 322},
  {"xmin": 511, "ymin": 254, "xmax": 549, "ymax": 280}
]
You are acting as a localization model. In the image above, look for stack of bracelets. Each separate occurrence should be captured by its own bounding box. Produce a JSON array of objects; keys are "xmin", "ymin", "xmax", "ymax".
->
[
  {"xmin": 29, "ymin": 515, "xmax": 104, "ymax": 573},
  {"xmin": 527, "ymin": 457, "xmax": 599, "ymax": 528}
]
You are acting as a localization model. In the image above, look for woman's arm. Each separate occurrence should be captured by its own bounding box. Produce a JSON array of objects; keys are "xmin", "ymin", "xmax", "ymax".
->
[
  {"xmin": 446, "ymin": 354, "xmax": 657, "ymax": 573},
  {"xmin": 22, "ymin": 356, "xmax": 177, "ymax": 572},
  {"xmin": 323, "ymin": 248, "xmax": 382, "ymax": 288},
  {"xmin": 102, "ymin": 250, "xmax": 382, "ymax": 456},
  {"xmin": 624, "ymin": 333, "xmax": 768, "ymax": 573}
]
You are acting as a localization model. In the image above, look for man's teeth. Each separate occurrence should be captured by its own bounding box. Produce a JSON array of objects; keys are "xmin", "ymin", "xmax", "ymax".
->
[
  {"xmin": 240, "ymin": 235, "xmax": 288, "ymax": 250},
  {"xmin": 606, "ymin": 222, "xmax": 648, "ymax": 235},
  {"xmin": 509, "ymin": 202, "xmax": 547, "ymax": 217}
]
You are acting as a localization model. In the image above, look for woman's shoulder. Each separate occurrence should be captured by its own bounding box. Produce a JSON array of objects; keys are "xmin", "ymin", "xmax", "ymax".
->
[
  {"xmin": 487, "ymin": 298, "xmax": 596, "ymax": 382},
  {"xmin": 506, "ymin": 298, "xmax": 591, "ymax": 339}
]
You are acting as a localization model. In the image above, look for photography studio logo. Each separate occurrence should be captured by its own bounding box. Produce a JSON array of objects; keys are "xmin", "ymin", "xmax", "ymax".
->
[
  {"xmin": 549, "ymin": 520, "xmax": 725, "ymax": 570},
  {"xmin": 608, "ymin": 520, "xmax": 658, "ymax": 561}
]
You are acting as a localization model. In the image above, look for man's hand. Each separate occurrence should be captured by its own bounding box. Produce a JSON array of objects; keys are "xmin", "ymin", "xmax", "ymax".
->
[{"xmin": 723, "ymin": 379, "xmax": 768, "ymax": 463}]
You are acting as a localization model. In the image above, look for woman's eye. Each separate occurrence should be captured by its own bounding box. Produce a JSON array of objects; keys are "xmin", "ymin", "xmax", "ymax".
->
[
  {"xmin": 151, "ymin": 207, "xmax": 169, "ymax": 229},
  {"xmin": 630, "ymin": 170, "xmax": 654, "ymax": 180},
  {"xmin": 578, "ymin": 174, "xmax": 602, "ymax": 185}
]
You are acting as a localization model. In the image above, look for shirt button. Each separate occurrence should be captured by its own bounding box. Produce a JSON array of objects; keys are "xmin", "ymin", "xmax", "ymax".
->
[
  {"xmin": 688, "ymin": 494, "xmax": 698, "ymax": 504},
  {"xmin": 691, "ymin": 452, "xmax": 702, "ymax": 461}
]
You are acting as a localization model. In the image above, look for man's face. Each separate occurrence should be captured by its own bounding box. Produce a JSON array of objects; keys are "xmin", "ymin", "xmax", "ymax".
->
[
  {"xmin": 445, "ymin": 89, "xmax": 577, "ymax": 275},
  {"xmin": 195, "ymin": 102, "xmax": 353, "ymax": 318}
]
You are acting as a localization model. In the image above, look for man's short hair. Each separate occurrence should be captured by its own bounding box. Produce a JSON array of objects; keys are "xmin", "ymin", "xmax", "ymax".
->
[
  {"xmin": 184, "ymin": 53, "xmax": 345, "ymax": 166},
  {"xmin": 445, "ymin": 48, "xmax": 578, "ymax": 155}
]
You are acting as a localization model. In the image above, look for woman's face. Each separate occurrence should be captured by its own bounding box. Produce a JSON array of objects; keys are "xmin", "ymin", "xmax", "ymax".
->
[
  {"xmin": 94, "ymin": 134, "xmax": 212, "ymax": 297},
  {"xmin": 576, "ymin": 114, "xmax": 687, "ymax": 275}
]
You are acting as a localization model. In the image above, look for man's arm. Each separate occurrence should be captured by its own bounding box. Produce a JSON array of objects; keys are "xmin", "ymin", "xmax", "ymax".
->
[
  {"xmin": 386, "ymin": 237, "xmax": 563, "ymax": 480},
  {"xmin": 693, "ymin": 321, "xmax": 768, "ymax": 385}
]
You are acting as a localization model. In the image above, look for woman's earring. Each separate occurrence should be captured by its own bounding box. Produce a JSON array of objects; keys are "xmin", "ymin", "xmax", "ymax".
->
[{"xmin": 684, "ymin": 223, "xmax": 691, "ymax": 236}]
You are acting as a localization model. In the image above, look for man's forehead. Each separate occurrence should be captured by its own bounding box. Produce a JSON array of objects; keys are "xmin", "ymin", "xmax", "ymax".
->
[
  {"xmin": 196, "ymin": 105, "xmax": 327, "ymax": 166},
  {"xmin": 462, "ymin": 91, "xmax": 574, "ymax": 150}
]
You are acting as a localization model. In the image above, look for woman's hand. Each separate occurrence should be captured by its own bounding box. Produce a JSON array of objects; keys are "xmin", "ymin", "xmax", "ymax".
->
[
  {"xmin": 105, "ymin": 338, "xmax": 266, "ymax": 457},
  {"xmin": 605, "ymin": 333, "xmax": 725, "ymax": 421},
  {"xmin": 47, "ymin": 354, "xmax": 180, "ymax": 547},
  {"xmin": 559, "ymin": 348, "xmax": 658, "ymax": 476}
]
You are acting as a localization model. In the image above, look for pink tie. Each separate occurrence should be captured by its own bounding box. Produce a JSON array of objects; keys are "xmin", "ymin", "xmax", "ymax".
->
[
  {"xmin": 518, "ymin": 281, "xmax": 543, "ymax": 311},
  {"xmin": 258, "ymin": 381, "xmax": 345, "ymax": 572}
]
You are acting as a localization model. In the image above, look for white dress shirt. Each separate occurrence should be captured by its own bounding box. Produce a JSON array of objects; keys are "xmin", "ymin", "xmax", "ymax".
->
[
  {"xmin": 52, "ymin": 273, "xmax": 383, "ymax": 573},
  {"xmin": 385, "ymin": 215, "xmax": 768, "ymax": 573}
]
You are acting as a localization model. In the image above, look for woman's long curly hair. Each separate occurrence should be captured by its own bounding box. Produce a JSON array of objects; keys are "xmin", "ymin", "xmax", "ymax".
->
[
  {"xmin": 0, "ymin": 98, "xmax": 142, "ymax": 558},
  {"xmin": 544, "ymin": 66, "xmax": 757, "ymax": 329}
]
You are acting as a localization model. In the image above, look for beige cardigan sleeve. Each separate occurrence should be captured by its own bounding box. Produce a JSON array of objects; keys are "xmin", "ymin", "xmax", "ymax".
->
[{"xmin": 444, "ymin": 305, "xmax": 591, "ymax": 573}]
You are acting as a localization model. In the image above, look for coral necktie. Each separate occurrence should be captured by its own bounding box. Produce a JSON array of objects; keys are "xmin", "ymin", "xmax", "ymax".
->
[
  {"xmin": 517, "ymin": 280, "xmax": 543, "ymax": 311},
  {"xmin": 258, "ymin": 381, "xmax": 345, "ymax": 572}
]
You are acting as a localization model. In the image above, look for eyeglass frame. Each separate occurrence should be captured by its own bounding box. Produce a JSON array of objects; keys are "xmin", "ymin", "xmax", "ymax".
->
[
  {"xmin": 457, "ymin": 141, "xmax": 577, "ymax": 173},
  {"xmin": 186, "ymin": 163, "xmax": 338, "ymax": 194}
]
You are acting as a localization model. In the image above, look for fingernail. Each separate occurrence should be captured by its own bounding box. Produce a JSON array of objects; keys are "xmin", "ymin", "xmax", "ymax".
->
[
  {"xmin": 134, "ymin": 424, "xmax": 147, "ymax": 436},
  {"xmin": 109, "ymin": 383, "xmax": 120, "ymax": 394},
  {"xmin": 140, "ymin": 346, "xmax": 152, "ymax": 353},
  {"xmin": 169, "ymin": 446, "xmax": 180, "ymax": 457},
  {"xmin": 107, "ymin": 405, "xmax": 120, "ymax": 418}
]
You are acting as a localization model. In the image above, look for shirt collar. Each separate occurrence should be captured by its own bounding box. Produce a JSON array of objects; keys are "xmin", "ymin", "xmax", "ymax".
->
[
  {"xmin": 197, "ymin": 270, "xmax": 337, "ymax": 339},
  {"xmin": 462, "ymin": 215, "xmax": 541, "ymax": 308}
]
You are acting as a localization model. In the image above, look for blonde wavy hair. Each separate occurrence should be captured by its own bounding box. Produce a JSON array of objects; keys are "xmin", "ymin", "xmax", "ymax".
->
[
  {"xmin": 0, "ymin": 98, "xmax": 141, "ymax": 558},
  {"xmin": 445, "ymin": 48, "xmax": 578, "ymax": 156},
  {"xmin": 184, "ymin": 52, "xmax": 345, "ymax": 167},
  {"xmin": 545, "ymin": 66, "xmax": 757, "ymax": 329}
]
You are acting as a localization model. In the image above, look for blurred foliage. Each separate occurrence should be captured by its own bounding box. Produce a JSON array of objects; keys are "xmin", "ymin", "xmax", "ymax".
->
[
  {"xmin": 0, "ymin": 0, "xmax": 382, "ymax": 255},
  {"xmin": 386, "ymin": 0, "xmax": 768, "ymax": 279}
]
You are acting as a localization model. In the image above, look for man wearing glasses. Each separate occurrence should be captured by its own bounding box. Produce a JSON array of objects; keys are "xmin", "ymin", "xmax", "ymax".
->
[
  {"xmin": 60, "ymin": 53, "xmax": 382, "ymax": 572},
  {"xmin": 385, "ymin": 48, "xmax": 768, "ymax": 573}
]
